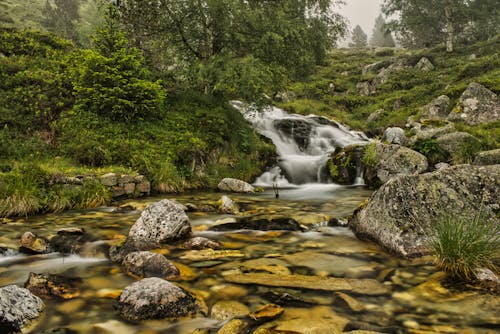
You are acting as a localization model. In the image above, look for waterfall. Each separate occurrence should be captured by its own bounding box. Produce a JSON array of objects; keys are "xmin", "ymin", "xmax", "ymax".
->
[{"xmin": 232, "ymin": 101, "xmax": 369, "ymax": 186}]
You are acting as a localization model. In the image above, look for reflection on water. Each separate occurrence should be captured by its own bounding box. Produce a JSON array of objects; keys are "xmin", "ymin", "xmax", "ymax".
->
[{"xmin": 0, "ymin": 188, "xmax": 498, "ymax": 333}]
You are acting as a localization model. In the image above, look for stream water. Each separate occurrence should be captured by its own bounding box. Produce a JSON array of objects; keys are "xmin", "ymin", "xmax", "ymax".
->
[{"xmin": 0, "ymin": 189, "xmax": 498, "ymax": 333}]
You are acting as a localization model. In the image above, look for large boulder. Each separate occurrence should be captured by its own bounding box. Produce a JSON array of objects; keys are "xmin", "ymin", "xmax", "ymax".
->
[
  {"xmin": 364, "ymin": 143, "xmax": 429, "ymax": 187},
  {"xmin": 217, "ymin": 178, "xmax": 255, "ymax": 194},
  {"xmin": 474, "ymin": 149, "xmax": 500, "ymax": 166},
  {"xmin": 382, "ymin": 127, "xmax": 406, "ymax": 145},
  {"xmin": 421, "ymin": 95, "xmax": 450, "ymax": 119},
  {"xmin": 122, "ymin": 251, "xmax": 180, "ymax": 279},
  {"xmin": 349, "ymin": 165, "xmax": 500, "ymax": 258},
  {"xmin": 114, "ymin": 277, "xmax": 197, "ymax": 320},
  {"xmin": 435, "ymin": 132, "xmax": 482, "ymax": 163},
  {"xmin": 0, "ymin": 285, "xmax": 45, "ymax": 333},
  {"xmin": 128, "ymin": 200, "xmax": 191, "ymax": 245},
  {"xmin": 448, "ymin": 82, "xmax": 499, "ymax": 125}
]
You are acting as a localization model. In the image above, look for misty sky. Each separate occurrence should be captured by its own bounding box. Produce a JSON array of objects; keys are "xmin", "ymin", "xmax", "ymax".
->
[{"xmin": 338, "ymin": 0, "xmax": 384, "ymax": 42}]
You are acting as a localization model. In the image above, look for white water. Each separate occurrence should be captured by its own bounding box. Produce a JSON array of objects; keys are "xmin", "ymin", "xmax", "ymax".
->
[{"xmin": 232, "ymin": 101, "xmax": 369, "ymax": 186}]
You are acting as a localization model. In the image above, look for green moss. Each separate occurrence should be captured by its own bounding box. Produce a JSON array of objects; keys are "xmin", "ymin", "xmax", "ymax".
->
[{"xmin": 362, "ymin": 142, "xmax": 379, "ymax": 168}]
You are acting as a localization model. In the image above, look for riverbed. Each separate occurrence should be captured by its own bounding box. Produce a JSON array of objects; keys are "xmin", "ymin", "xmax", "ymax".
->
[{"xmin": 0, "ymin": 186, "xmax": 498, "ymax": 333}]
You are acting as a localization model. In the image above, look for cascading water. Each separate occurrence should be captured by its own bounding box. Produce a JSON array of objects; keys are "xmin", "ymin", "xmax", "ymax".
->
[{"xmin": 232, "ymin": 101, "xmax": 369, "ymax": 187}]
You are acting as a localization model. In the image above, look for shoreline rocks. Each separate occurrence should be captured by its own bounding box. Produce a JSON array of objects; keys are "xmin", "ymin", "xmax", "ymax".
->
[
  {"xmin": 217, "ymin": 178, "xmax": 255, "ymax": 194},
  {"xmin": 0, "ymin": 285, "xmax": 45, "ymax": 333}
]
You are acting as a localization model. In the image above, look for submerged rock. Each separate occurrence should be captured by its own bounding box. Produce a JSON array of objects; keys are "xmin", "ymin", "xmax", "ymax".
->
[
  {"xmin": 249, "ymin": 304, "xmax": 284, "ymax": 323},
  {"xmin": 217, "ymin": 178, "xmax": 255, "ymax": 194},
  {"xmin": 475, "ymin": 268, "xmax": 500, "ymax": 293},
  {"xmin": 216, "ymin": 319, "xmax": 248, "ymax": 334},
  {"xmin": 448, "ymin": 82, "xmax": 499, "ymax": 125},
  {"xmin": 114, "ymin": 277, "xmax": 197, "ymax": 320},
  {"xmin": 24, "ymin": 272, "xmax": 82, "ymax": 299},
  {"xmin": 122, "ymin": 251, "xmax": 179, "ymax": 279},
  {"xmin": 210, "ymin": 217, "xmax": 303, "ymax": 232},
  {"xmin": 49, "ymin": 228, "xmax": 89, "ymax": 254},
  {"xmin": 210, "ymin": 300, "xmax": 249, "ymax": 321},
  {"xmin": 183, "ymin": 237, "xmax": 222, "ymax": 250},
  {"xmin": 128, "ymin": 200, "xmax": 191, "ymax": 245},
  {"xmin": 350, "ymin": 164, "xmax": 499, "ymax": 257},
  {"xmin": 0, "ymin": 285, "xmax": 45, "ymax": 333},
  {"xmin": 219, "ymin": 195, "xmax": 239, "ymax": 214},
  {"xmin": 19, "ymin": 232, "xmax": 48, "ymax": 254}
]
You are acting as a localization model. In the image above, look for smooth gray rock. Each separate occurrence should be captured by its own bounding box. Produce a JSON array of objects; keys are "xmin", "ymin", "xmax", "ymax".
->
[
  {"xmin": 382, "ymin": 127, "xmax": 406, "ymax": 145},
  {"xmin": 128, "ymin": 200, "xmax": 191, "ymax": 245},
  {"xmin": 448, "ymin": 82, "xmax": 499, "ymax": 125},
  {"xmin": 421, "ymin": 95, "xmax": 450, "ymax": 119},
  {"xmin": 122, "ymin": 251, "xmax": 179, "ymax": 279},
  {"xmin": 350, "ymin": 165, "xmax": 500, "ymax": 258},
  {"xmin": 114, "ymin": 278, "xmax": 197, "ymax": 320},
  {"xmin": 217, "ymin": 178, "xmax": 255, "ymax": 194},
  {"xmin": 473, "ymin": 149, "xmax": 500, "ymax": 166},
  {"xmin": 0, "ymin": 285, "xmax": 45, "ymax": 333}
]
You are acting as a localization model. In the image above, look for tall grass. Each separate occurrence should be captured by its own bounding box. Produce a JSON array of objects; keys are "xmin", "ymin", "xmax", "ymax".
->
[{"xmin": 427, "ymin": 214, "xmax": 500, "ymax": 280}]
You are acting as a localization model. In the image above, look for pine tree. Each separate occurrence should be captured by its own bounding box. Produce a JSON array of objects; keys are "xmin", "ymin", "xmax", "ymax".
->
[
  {"xmin": 348, "ymin": 25, "xmax": 367, "ymax": 48},
  {"xmin": 369, "ymin": 15, "xmax": 395, "ymax": 47},
  {"xmin": 42, "ymin": 0, "xmax": 80, "ymax": 43}
]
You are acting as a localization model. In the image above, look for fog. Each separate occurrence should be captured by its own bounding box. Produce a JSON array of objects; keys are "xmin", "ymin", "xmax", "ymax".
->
[{"xmin": 338, "ymin": 0, "xmax": 384, "ymax": 45}]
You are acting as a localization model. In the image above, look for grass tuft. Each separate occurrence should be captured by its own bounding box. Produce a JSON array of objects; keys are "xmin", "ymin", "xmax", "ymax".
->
[{"xmin": 427, "ymin": 214, "xmax": 500, "ymax": 281}]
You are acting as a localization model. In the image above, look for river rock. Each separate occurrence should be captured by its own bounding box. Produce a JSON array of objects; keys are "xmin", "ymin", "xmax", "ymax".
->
[
  {"xmin": 328, "ymin": 145, "xmax": 364, "ymax": 185},
  {"xmin": 249, "ymin": 304, "xmax": 284, "ymax": 322},
  {"xmin": 20, "ymin": 232, "xmax": 48, "ymax": 254},
  {"xmin": 210, "ymin": 300, "xmax": 249, "ymax": 321},
  {"xmin": 421, "ymin": 95, "xmax": 450, "ymax": 119},
  {"xmin": 475, "ymin": 268, "xmax": 500, "ymax": 293},
  {"xmin": 473, "ymin": 149, "xmax": 500, "ymax": 166},
  {"xmin": 448, "ymin": 82, "xmax": 499, "ymax": 125},
  {"xmin": 128, "ymin": 199, "xmax": 191, "ymax": 244},
  {"xmin": 24, "ymin": 273, "xmax": 82, "ymax": 299},
  {"xmin": 217, "ymin": 178, "xmax": 255, "ymax": 193},
  {"xmin": 49, "ymin": 228, "xmax": 89, "ymax": 254},
  {"xmin": 0, "ymin": 285, "xmax": 45, "ymax": 333},
  {"xmin": 364, "ymin": 143, "xmax": 428, "ymax": 187},
  {"xmin": 219, "ymin": 195, "xmax": 239, "ymax": 214},
  {"xmin": 183, "ymin": 237, "xmax": 222, "ymax": 250},
  {"xmin": 350, "ymin": 164, "xmax": 500, "ymax": 258},
  {"xmin": 414, "ymin": 57, "xmax": 434, "ymax": 71},
  {"xmin": 114, "ymin": 277, "xmax": 197, "ymax": 320},
  {"xmin": 382, "ymin": 127, "xmax": 405, "ymax": 145},
  {"xmin": 210, "ymin": 217, "xmax": 302, "ymax": 232},
  {"xmin": 216, "ymin": 319, "xmax": 248, "ymax": 334},
  {"xmin": 122, "ymin": 251, "xmax": 180, "ymax": 279},
  {"xmin": 274, "ymin": 118, "xmax": 312, "ymax": 151}
]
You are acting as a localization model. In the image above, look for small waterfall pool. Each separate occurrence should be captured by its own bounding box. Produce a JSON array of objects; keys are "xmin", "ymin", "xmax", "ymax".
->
[{"xmin": 231, "ymin": 101, "xmax": 369, "ymax": 187}]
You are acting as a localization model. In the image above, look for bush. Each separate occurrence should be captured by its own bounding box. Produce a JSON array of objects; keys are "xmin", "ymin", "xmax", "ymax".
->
[
  {"xmin": 412, "ymin": 138, "xmax": 451, "ymax": 166},
  {"xmin": 428, "ymin": 214, "xmax": 500, "ymax": 280}
]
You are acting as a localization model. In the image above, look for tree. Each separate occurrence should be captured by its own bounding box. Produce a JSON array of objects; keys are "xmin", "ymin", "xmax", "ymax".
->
[
  {"xmin": 382, "ymin": 0, "xmax": 498, "ymax": 51},
  {"xmin": 42, "ymin": 0, "xmax": 80, "ymax": 43},
  {"xmin": 114, "ymin": 0, "xmax": 347, "ymax": 99},
  {"xmin": 369, "ymin": 15, "xmax": 395, "ymax": 47},
  {"xmin": 349, "ymin": 25, "xmax": 367, "ymax": 48},
  {"xmin": 71, "ymin": 6, "xmax": 165, "ymax": 122}
]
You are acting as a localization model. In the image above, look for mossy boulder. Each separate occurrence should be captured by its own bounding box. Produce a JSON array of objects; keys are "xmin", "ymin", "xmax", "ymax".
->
[
  {"xmin": 473, "ymin": 149, "xmax": 500, "ymax": 166},
  {"xmin": 448, "ymin": 82, "xmax": 499, "ymax": 125},
  {"xmin": 349, "ymin": 165, "xmax": 500, "ymax": 258},
  {"xmin": 435, "ymin": 132, "xmax": 482, "ymax": 163}
]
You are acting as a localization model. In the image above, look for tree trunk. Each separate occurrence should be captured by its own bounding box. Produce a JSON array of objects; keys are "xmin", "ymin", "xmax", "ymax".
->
[{"xmin": 444, "ymin": 5, "xmax": 454, "ymax": 52}]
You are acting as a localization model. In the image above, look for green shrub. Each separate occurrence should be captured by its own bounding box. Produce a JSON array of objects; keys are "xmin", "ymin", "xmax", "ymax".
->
[
  {"xmin": 362, "ymin": 142, "xmax": 379, "ymax": 168},
  {"xmin": 428, "ymin": 214, "xmax": 500, "ymax": 280},
  {"xmin": 412, "ymin": 139, "xmax": 451, "ymax": 166},
  {"xmin": 75, "ymin": 180, "xmax": 111, "ymax": 209}
]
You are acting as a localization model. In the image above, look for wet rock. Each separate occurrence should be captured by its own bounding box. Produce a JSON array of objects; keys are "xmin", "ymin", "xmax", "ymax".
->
[
  {"xmin": 114, "ymin": 277, "xmax": 197, "ymax": 320},
  {"xmin": 128, "ymin": 199, "xmax": 191, "ymax": 245},
  {"xmin": 38, "ymin": 328, "xmax": 78, "ymax": 334},
  {"xmin": 448, "ymin": 82, "xmax": 499, "ymax": 125},
  {"xmin": 421, "ymin": 95, "xmax": 450, "ymax": 119},
  {"xmin": 210, "ymin": 300, "xmax": 249, "ymax": 321},
  {"xmin": 382, "ymin": 127, "xmax": 405, "ymax": 145},
  {"xmin": 414, "ymin": 57, "xmax": 434, "ymax": 71},
  {"xmin": 364, "ymin": 143, "xmax": 428, "ymax": 187},
  {"xmin": 224, "ymin": 273, "xmax": 389, "ymax": 295},
  {"xmin": 350, "ymin": 165, "xmax": 500, "ymax": 257},
  {"xmin": 210, "ymin": 217, "xmax": 303, "ymax": 232},
  {"xmin": 185, "ymin": 203, "xmax": 216, "ymax": 212},
  {"xmin": 335, "ymin": 292, "xmax": 365, "ymax": 312},
  {"xmin": 328, "ymin": 145, "xmax": 364, "ymax": 185},
  {"xmin": 473, "ymin": 148, "xmax": 500, "ymax": 166},
  {"xmin": 92, "ymin": 320, "xmax": 135, "ymax": 334},
  {"xmin": 262, "ymin": 291, "xmax": 311, "ymax": 307},
  {"xmin": 210, "ymin": 284, "xmax": 248, "ymax": 300},
  {"xmin": 219, "ymin": 196, "xmax": 239, "ymax": 214},
  {"xmin": 122, "ymin": 251, "xmax": 180, "ymax": 279},
  {"xmin": 24, "ymin": 272, "xmax": 82, "ymax": 299},
  {"xmin": 109, "ymin": 238, "xmax": 154, "ymax": 264},
  {"xmin": 184, "ymin": 237, "xmax": 222, "ymax": 250},
  {"xmin": 475, "ymin": 268, "xmax": 500, "ymax": 293},
  {"xmin": 249, "ymin": 304, "xmax": 284, "ymax": 323},
  {"xmin": 0, "ymin": 285, "xmax": 45, "ymax": 333},
  {"xmin": 49, "ymin": 228, "xmax": 89, "ymax": 254},
  {"xmin": 181, "ymin": 249, "xmax": 244, "ymax": 261},
  {"xmin": 217, "ymin": 178, "xmax": 255, "ymax": 194},
  {"xmin": 19, "ymin": 232, "xmax": 48, "ymax": 254},
  {"xmin": 216, "ymin": 319, "xmax": 247, "ymax": 334},
  {"xmin": 283, "ymin": 250, "xmax": 367, "ymax": 276},
  {"xmin": 274, "ymin": 118, "xmax": 312, "ymax": 151},
  {"xmin": 344, "ymin": 321, "xmax": 399, "ymax": 334}
]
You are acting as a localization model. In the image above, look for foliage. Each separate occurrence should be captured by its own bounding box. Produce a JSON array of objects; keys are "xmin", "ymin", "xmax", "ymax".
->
[
  {"xmin": 427, "ymin": 213, "xmax": 500, "ymax": 280},
  {"xmin": 70, "ymin": 8, "xmax": 165, "ymax": 122},
  {"xmin": 42, "ymin": 0, "xmax": 80, "ymax": 43},
  {"xmin": 369, "ymin": 15, "xmax": 395, "ymax": 47},
  {"xmin": 412, "ymin": 139, "xmax": 451, "ymax": 166},
  {"xmin": 362, "ymin": 142, "xmax": 379, "ymax": 168},
  {"xmin": 349, "ymin": 25, "xmax": 367, "ymax": 48}
]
